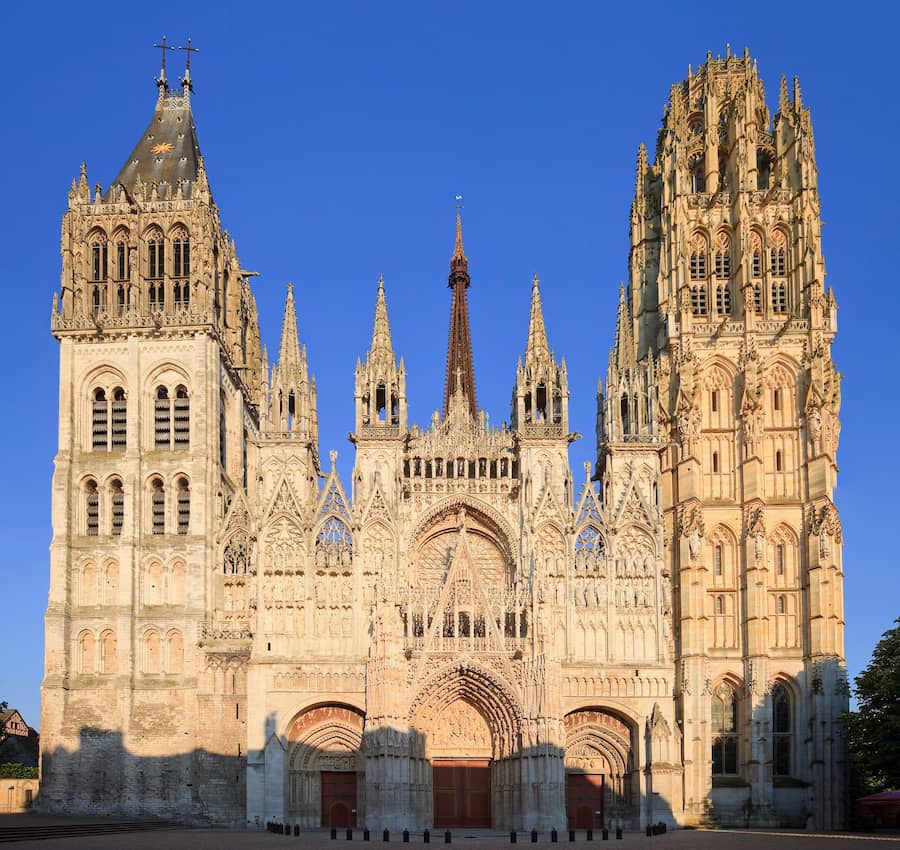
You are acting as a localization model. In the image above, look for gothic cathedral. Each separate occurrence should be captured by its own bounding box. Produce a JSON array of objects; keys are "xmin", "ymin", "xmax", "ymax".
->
[{"xmin": 42, "ymin": 50, "xmax": 847, "ymax": 831}]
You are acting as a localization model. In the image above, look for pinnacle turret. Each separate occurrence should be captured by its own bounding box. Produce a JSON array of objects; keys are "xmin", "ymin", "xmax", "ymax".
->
[
  {"xmin": 525, "ymin": 273, "xmax": 550, "ymax": 365},
  {"xmin": 278, "ymin": 283, "xmax": 303, "ymax": 373},
  {"xmin": 368, "ymin": 274, "xmax": 394, "ymax": 365}
]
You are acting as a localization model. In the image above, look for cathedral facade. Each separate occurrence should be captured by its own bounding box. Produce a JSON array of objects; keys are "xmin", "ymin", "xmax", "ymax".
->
[{"xmin": 41, "ymin": 50, "xmax": 847, "ymax": 831}]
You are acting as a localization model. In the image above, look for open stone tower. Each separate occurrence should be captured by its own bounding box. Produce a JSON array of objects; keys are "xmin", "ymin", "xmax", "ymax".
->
[{"xmin": 41, "ymin": 48, "xmax": 847, "ymax": 831}]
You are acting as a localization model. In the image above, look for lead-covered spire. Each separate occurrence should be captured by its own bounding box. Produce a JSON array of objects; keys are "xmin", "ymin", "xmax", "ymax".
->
[{"xmin": 444, "ymin": 208, "xmax": 476, "ymax": 419}]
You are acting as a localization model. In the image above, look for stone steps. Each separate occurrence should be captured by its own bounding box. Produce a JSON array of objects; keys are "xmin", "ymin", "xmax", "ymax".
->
[{"xmin": 0, "ymin": 820, "xmax": 181, "ymax": 843}]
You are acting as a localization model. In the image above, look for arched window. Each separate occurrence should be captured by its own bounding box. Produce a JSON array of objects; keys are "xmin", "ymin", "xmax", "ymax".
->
[
  {"xmin": 92, "ymin": 389, "xmax": 108, "ymax": 450},
  {"xmin": 691, "ymin": 285, "xmax": 708, "ymax": 316},
  {"xmin": 90, "ymin": 233, "xmax": 108, "ymax": 282},
  {"xmin": 771, "ymin": 281, "xmax": 787, "ymax": 314},
  {"xmin": 102, "ymin": 560, "xmax": 118, "ymax": 605},
  {"xmin": 99, "ymin": 629, "xmax": 117, "ymax": 675},
  {"xmin": 775, "ymin": 450, "xmax": 783, "ymax": 472},
  {"xmin": 146, "ymin": 229, "xmax": 164, "ymax": 279},
  {"xmin": 167, "ymin": 630, "xmax": 184, "ymax": 674},
  {"xmin": 114, "ymin": 233, "xmax": 129, "ymax": 281},
  {"xmin": 750, "ymin": 232, "xmax": 763, "ymax": 280},
  {"xmin": 150, "ymin": 477, "xmax": 165, "ymax": 535},
  {"xmin": 174, "ymin": 386, "xmax": 190, "ymax": 449},
  {"xmin": 689, "ymin": 153, "xmax": 706, "ymax": 193},
  {"xmin": 776, "ymin": 595, "xmax": 786, "ymax": 614},
  {"xmin": 176, "ymin": 477, "xmax": 190, "ymax": 535},
  {"xmin": 620, "ymin": 394, "xmax": 630, "ymax": 436},
  {"xmin": 110, "ymin": 478, "xmax": 124, "ymax": 536},
  {"xmin": 144, "ymin": 631, "xmax": 161, "ymax": 674},
  {"xmin": 111, "ymin": 387, "xmax": 127, "ymax": 450},
  {"xmin": 716, "ymin": 284, "xmax": 731, "ymax": 316},
  {"xmin": 172, "ymin": 229, "xmax": 190, "ymax": 277},
  {"xmin": 712, "ymin": 451, "xmax": 719, "ymax": 473},
  {"xmin": 772, "ymin": 684, "xmax": 792, "ymax": 776},
  {"xmin": 714, "ymin": 595, "xmax": 725, "ymax": 615},
  {"xmin": 714, "ymin": 232, "xmax": 731, "ymax": 279},
  {"xmin": 757, "ymin": 151, "xmax": 772, "ymax": 190},
  {"xmin": 77, "ymin": 630, "xmax": 95, "ymax": 674},
  {"xmin": 154, "ymin": 386, "xmax": 170, "ymax": 448},
  {"xmin": 770, "ymin": 229, "xmax": 787, "ymax": 277},
  {"xmin": 85, "ymin": 480, "xmax": 99, "ymax": 536},
  {"xmin": 711, "ymin": 683, "xmax": 739, "ymax": 776},
  {"xmin": 775, "ymin": 544, "xmax": 785, "ymax": 576},
  {"xmin": 714, "ymin": 545, "xmax": 723, "ymax": 576},
  {"xmin": 690, "ymin": 233, "xmax": 708, "ymax": 280},
  {"xmin": 80, "ymin": 562, "xmax": 97, "ymax": 607},
  {"xmin": 92, "ymin": 386, "xmax": 127, "ymax": 451},
  {"xmin": 753, "ymin": 283, "xmax": 763, "ymax": 313}
]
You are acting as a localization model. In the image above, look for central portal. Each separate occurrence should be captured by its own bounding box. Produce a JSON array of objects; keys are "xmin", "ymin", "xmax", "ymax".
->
[{"xmin": 433, "ymin": 760, "xmax": 491, "ymax": 828}]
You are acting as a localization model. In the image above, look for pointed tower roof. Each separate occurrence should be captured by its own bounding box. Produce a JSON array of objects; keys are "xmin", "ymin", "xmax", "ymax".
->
[
  {"xmin": 111, "ymin": 53, "xmax": 202, "ymax": 196},
  {"xmin": 444, "ymin": 208, "xmax": 477, "ymax": 419},
  {"xmin": 525, "ymin": 273, "xmax": 551, "ymax": 363},
  {"xmin": 278, "ymin": 283, "xmax": 303, "ymax": 371},
  {"xmin": 368, "ymin": 274, "xmax": 394, "ymax": 365},
  {"xmin": 612, "ymin": 284, "xmax": 636, "ymax": 372}
]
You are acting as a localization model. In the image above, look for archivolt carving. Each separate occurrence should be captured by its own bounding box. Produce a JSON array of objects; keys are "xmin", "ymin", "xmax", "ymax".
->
[{"xmin": 409, "ymin": 660, "xmax": 522, "ymax": 759}]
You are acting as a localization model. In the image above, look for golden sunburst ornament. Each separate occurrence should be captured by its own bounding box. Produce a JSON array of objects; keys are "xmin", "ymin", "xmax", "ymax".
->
[{"xmin": 151, "ymin": 142, "xmax": 174, "ymax": 154}]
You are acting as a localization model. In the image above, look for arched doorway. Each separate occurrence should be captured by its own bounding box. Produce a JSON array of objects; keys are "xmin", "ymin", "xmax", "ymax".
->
[
  {"xmin": 287, "ymin": 704, "xmax": 365, "ymax": 828},
  {"xmin": 564, "ymin": 709, "xmax": 635, "ymax": 829},
  {"xmin": 410, "ymin": 662, "xmax": 522, "ymax": 830}
]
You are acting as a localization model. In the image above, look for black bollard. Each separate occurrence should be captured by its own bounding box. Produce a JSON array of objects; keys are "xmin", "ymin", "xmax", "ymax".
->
[
  {"xmin": 347, "ymin": 829, "xmax": 354, "ymax": 841},
  {"xmin": 587, "ymin": 830, "xmax": 593, "ymax": 841},
  {"xmin": 551, "ymin": 829, "xmax": 558, "ymax": 843},
  {"xmin": 602, "ymin": 828, "xmax": 608, "ymax": 841},
  {"xmin": 383, "ymin": 830, "xmax": 390, "ymax": 842},
  {"xmin": 296, "ymin": 825, "xmax": 301, "ymax": 836},
  {"xmin": 445, "ymin": 832, "xmax": 451, "ymax": 844},
  {"xmin": 615, "ymin": 828, "xmax": 622, "ymax": 840},
  {"xmin": 403, "ymin": 830, "xmax": 410, "ymax": 844},
  {"xmin": 332, "ymin": 828, "xmax": 338, "ymax": 840},
  {"xmin": 532, "ymin": 830, "xmax": 538, "ymax": 843},
  {"xmin": 569, "ymin": 831, "xmax": 576, "ymax": 843},
  {"xmin": 424, "ymin": 830, "xmax": 431, "ymax": 844},
  {"xmin": 364, "ymin": 829, "xmax": 371, "ymax": 841},
  {"xmin": 510, "ymin": 830, "xmax": 517, "ymax": 844},
  {"xmin": 286, "ymin": 824, "xmax": 292, "ymax": 836}
]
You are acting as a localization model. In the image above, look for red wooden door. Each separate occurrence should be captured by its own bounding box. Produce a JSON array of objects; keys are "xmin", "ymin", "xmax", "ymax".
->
[
  {"xmin": 321, "ymin": 771, "xmax": 358, "ymax": 827},
  {"xmin": 566, "ymin": 773, "xmax": 603, "ymax": 828},
  {"xmin": 433, "ymin": 760, "xmax": 491, "ymax": 828}
]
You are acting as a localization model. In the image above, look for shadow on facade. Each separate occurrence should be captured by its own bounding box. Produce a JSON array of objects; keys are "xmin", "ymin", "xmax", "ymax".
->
[
  {"xmin": 37, "ymin": 727, "xmax": 246, "ymax": 827},
  {"xmin": 701, "ymin": 657, "xmax": 847, "ymax": 831},
  {"xmin": 249, "ymin": 705, "xmax": 676, "ymax": 833}
]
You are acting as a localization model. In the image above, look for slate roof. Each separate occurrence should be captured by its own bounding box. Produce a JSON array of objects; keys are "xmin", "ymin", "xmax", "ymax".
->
[{"xmin": 111, "ymin": 84, "xmax": 201, "ymax": 197}]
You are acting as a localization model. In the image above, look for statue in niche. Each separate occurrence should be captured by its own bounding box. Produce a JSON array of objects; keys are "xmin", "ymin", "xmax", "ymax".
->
[{"xmin": 688, "ymin": 527, "xmax": 702, "ymax": 560}]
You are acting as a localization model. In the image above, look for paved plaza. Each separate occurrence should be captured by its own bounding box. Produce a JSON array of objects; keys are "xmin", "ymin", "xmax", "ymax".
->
[{"xmin": 1, "ymin": 816, "xmax": 899, "ymax": 850}]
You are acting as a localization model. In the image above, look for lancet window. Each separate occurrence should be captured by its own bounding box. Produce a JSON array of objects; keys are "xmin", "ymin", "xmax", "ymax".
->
[
  {"xmin": 85, "ymin": 479, "xmax": 99, "ymax": 536},
  {"xmin": 150, "ymin": 477, "xmax": 165, "ymax": 535},
  {"xmin": 146, "ymin": 228, "xmax": 164, "ymax": 279},
  {"xmin": 711, "ymin": 682, "xmax": 739, "ymax": 776},
  {"xmin": 689, "ymin": 153, "xmax": 706, "ymax": 193},
  {"xmin": 772, "ymin": 684, "xmax": 792, "ymax": 776},
  {"xmin": 92, "ymin": 386, "xmax": 127, "ymax": 451},
  {"xmin": 176, "ymin": 476, "xmax": 190, "ymax": 535},
  {"xmin": 154, "ymin": 384, "xmax": 190, "ymax": 450},
  {"xmin": 90, "ymin": 232, "xmax": 108, "ymax": 282},
  {"xmin": 770, "ymin": 229, "xmax": 787, "ymax": 277},
  {"xmin": 110, "ymin": 478, "xmax": 124, "ymax": 536}
]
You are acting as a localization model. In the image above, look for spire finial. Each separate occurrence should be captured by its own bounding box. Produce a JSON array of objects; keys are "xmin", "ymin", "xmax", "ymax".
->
[
  {"xmin": 177, "ymin": 38, "xmax": 199, "ymax": 92},
  {"xmin": 452, "ymin": 195, "xmax": 467, "ymax": 268},
  {"xmin": 277, "ymin": 282, "xmax": 303, "ymax": 371},
  {"xmin": 369, "ymin": 274, "xmax": 394, "ymax": 362},
  {"xmin": 525, "ymin": 272, "xmax": 550, "ymax": 363},
  {"xmin": 153, "ymin": 36, "xmax": 175, "ymax": 92}
]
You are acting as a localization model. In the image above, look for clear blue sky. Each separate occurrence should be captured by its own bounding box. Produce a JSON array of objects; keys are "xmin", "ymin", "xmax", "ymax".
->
[{"xmin": 1, "ymin": 1, "xmax": 895, "ymax": 727}]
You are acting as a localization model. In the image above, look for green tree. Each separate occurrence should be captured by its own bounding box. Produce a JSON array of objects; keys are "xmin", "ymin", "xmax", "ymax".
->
[{"xmin": 846, "ymin": 618, "xmax": 900, "ymax": 794}]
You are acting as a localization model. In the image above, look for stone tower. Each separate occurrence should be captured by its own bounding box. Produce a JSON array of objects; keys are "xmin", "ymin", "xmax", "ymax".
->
[
  {"xmin": 44, "ymin": 57, "xmax": 262, "ymax": 823},
  {"xmin": 628, "ymin": 48, "xmax": 846, "ymax": 827}
]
